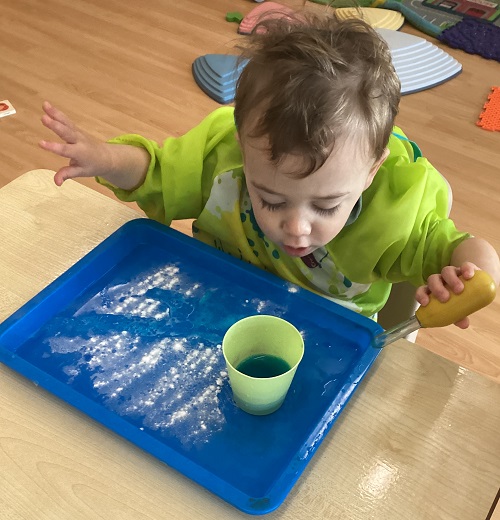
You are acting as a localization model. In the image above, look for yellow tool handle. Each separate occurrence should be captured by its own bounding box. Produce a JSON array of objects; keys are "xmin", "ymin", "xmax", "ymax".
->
[{"xmin": 416, "ymin": 270, "xmax": 497, "ymax": 328}]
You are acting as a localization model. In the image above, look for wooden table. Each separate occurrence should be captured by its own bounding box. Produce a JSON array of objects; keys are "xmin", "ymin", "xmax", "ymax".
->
[{"xmin": 1, "ymin": 170, "xmax": 499, "ymax": 520}]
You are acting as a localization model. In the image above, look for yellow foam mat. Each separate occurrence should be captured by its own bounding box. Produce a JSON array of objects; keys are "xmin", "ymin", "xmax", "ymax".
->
[{"xmin": 335, "ymin": 7, "xmax": 405, "ymax": 30}]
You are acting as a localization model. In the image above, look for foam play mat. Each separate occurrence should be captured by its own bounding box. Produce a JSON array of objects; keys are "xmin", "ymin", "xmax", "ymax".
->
[
  {"xmin": 438, "ymin": 17, "xmax": 500, "ymax": 61},
  {"xmin": 311, "ymin": 0, "xmax": 500, "ymax": 60},
  {"xmin": 335, "ymin": 7, "xmax": 405, "ymax": 29},
  {"xmin": 192, "ymin": 54, "xmax": 248, "ymax": 105},
  {"xmin": 377, "ymin": 28, "xmax": 462, "ymax": 94},
  {"xmin": 238, "ymin": 1, "xmax": 296, "ymax": 34},
  {"xmin": 477, "ymin": 86, "xmax": 500, "ymax": 131},
  {"xmin": 193, "ymin": 28, "xmax": 462, "ymax": 104}
]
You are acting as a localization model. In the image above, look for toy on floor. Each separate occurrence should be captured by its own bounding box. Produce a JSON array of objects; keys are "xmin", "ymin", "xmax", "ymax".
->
[
  {"xmin": 421, "ymin": 0, "xmax": 500, "ymax": 26},
  {"xmin": 311, "ymin": 0, "xmax": 500, "ymax": 61},
  {"xmin": 238, "ymin": 1, "xmax": 296, "ymax": 34},
  {"xmin": 312, "ymin": 0, "xmax": 451, "ymax": 36},
  {"xmin": 477, "ymin": 87, "xmax": 500, "ymax": 132},
  {"xmin": 378, "ymin": 28, "xmax": 462, "ymax": 94},
  {"xmin": 193, "ymin": 28, "xmax": 462, "ymax": 104},
  {"xmin": 335, "ymin": 7, "xmax": 404, "ymax": 29},
  {"xmin": 237, "ymin": 2, "xmax": 403, "ymax": 34},
  {"xmin": 438, "ymin": 18, "xmax": 500, "ymax": 61},
  {"xmin": 0, "ymin": 100, "xmax": 16, "ymax": 118},
  {"xmin": 226, "ymin": 11, "xmax": 244, "ymax": 23},
  {"xmin": 311, "ymin": 0, "xmax": 499, "ymax": 26},
  {"xmin": 192, "ymin": 54, "xmax": 248, "ymax": 104}
]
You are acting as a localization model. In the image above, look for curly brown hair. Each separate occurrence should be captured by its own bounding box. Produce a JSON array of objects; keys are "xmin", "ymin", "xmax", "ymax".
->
[{"xmin": 234, "ymin": 11, "xmax": 401, "ymax": 176}]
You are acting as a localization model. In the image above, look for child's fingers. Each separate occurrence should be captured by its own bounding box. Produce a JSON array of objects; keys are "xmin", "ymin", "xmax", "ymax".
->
[
  {"xmin": 458, "ymin": 262, "xmax": 478, "ymax": 280},
  {"xmin": 426, "ymin": 272, "xmax": 452, "ymax": 302},
  {"xmin": 41, "ymin": 114, "xmax": 77, "ymax": 144},
  {"xmin": 53, "ymin": 165, "xmax": 84, "ymax": 186},
  {"xmin": 42, "ymin": 101, "xmax": 77, "ymax": 131},
  {"xmin": 439, "ymin": 265, "xmax": 464, "ymax": 295},
  {"xmin": 454, "ymin": 316, "xmax": 470, "ymax": 329},
  {"xmin": 415, "ymin": 285, "xmax": 430, "ymax": 306},
  {"xmin": 39, "ymin": 139, "xmax": 77, "ymax": 160},
  {"xmin": 441, "ymin": 263, "xmax": 479, "ymax": 294}
]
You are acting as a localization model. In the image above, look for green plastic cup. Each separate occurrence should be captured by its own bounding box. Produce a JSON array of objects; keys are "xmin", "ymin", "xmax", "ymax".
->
[{"xmin": 222, "ymin": 315, "xmax": 304, "ymax": 415}]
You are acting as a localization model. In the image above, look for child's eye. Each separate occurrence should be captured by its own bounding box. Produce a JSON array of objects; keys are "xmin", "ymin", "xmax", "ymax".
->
[
  {"xmin": 261, "ymin": 199, "xmax": 285, "ymax": 212},
  {"xmin": 314, "ymin": 205, "xmax": 340, "ymax": 217}
]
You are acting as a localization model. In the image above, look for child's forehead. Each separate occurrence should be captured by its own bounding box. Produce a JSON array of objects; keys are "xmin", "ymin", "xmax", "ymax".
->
[
  {"xmin": 240, "ymin": 130, "xmax": 373, "ymax": 170},
  {"xmin": 244, "ymin": 142, "xmax": 371, "ymax": 200}
]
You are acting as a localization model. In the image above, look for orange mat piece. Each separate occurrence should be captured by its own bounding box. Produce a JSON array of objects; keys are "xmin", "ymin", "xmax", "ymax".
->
[{"xmin": 477, "ymin": 86, "xmax": 500, "ymax": 132}]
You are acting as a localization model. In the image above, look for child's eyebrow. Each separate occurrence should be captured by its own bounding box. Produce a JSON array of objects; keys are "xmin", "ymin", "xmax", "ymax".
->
[
  {"xmin": 313, "ymin": 193, "xmax": 349, "ymax": 201},
  {"xmin": 251, "ymin": 181, "xmax": 348, "ymax": 200},
  {"xmin": 250, "ymin": 182, "xmax": 284, "ymax": 195}
]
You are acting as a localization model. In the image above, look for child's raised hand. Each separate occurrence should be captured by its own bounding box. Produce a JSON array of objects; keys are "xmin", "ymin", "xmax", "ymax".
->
[
  {"xmin": 415, "ymin": 262, "xmax": 479, "ymax": 329},
  {"xmin": 39, "ymin": 101, "xmax": 112, "ymax": 186}
]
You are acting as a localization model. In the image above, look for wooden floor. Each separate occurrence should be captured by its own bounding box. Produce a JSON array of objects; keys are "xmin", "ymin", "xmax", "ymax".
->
[{"xmin": 1, "ymin": 0, "xmax": 499, "ymax": 382}]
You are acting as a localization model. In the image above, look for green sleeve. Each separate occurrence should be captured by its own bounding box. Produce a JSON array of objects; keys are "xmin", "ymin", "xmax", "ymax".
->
[
  {"xmin": 96, "ymin": 107, "xmax": 242, "ymax": 225},
  {"xmin": 334, "ymin": 133, "xmax": 471, "ymax": 286}
]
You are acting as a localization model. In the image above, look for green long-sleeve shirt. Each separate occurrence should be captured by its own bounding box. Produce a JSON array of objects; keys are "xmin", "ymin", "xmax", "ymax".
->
[{"xmin": 98, "ymin": 107, "xmax": 469, "ymax": 316}]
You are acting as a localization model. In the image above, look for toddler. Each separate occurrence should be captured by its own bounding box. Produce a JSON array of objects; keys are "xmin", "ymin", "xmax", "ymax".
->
[{"xmin": 39, "ymin": 13, "xmax": 499, "ymax": 327}]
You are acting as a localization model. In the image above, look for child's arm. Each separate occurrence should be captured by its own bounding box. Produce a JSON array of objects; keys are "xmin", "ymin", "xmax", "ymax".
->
[
  {"xmin": 39, "ymin": 102, "xmax": 150, "ymax": 190},
  {"xmin": 415, "ymin": 237, "xmax": 500, "ymax": 328}
]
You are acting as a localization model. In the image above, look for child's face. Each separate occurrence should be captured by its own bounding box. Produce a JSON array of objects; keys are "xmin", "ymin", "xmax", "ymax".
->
[{"xmin": 240, "ymin": 134, "xmax": 388, "ymax": 257}]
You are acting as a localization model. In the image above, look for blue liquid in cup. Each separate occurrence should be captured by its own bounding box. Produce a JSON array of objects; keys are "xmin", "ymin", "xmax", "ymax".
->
[{"xmin": 236, "ymin": 354, "xmax": 290, "ymax": 378}]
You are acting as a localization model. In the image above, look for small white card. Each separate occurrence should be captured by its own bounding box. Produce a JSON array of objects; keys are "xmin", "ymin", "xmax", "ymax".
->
[{"xmin": 0, "ymin": 100, "xmax": 16, "ymax": 118}]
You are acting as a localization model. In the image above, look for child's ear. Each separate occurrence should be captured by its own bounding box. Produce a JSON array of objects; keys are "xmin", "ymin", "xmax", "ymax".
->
[{"xmin": 364, "ymin": 147, "xmax": 389, "ymax": 190}]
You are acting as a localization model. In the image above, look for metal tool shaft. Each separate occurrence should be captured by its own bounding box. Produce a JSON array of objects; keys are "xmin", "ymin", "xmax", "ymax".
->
[{"xmin": 372, "ymin": 316, "xmax": 421, "ymax": 349}]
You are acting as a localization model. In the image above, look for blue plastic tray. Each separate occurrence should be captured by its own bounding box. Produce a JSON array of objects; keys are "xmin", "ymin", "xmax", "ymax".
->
[{"xmin": 0, "ymin": 219, "xmax": 382, "ymax": 514}]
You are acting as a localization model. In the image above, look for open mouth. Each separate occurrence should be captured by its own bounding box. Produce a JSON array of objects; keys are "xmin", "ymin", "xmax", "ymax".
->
[{"xmin": 282, "ymin": 245, "xmax": 311, "ymax": 257}]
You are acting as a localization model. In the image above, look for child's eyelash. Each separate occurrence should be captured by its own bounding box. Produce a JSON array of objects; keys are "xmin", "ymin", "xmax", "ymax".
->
[
  {"xmin": 315, "ymin": 205, "xmax": 340, "ymax": 217},
  {"xmin": 260, "ymin": 199, "xmax": 284, "ymax": 212},
  {"xmin": 260, "ymin": 198, "xmax": 340, "ymax": 216}
]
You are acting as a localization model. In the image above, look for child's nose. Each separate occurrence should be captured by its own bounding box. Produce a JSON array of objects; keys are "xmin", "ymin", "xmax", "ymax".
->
[{"xmin": 282, "ymin": 213, "xmax": 311, "ymax": 237}]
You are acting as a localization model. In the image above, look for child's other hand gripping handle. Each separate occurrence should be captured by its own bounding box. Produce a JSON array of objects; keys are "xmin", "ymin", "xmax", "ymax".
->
[{"xmin": 416, "ymin": 270, "xmax": 496, "ymax": 328}]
